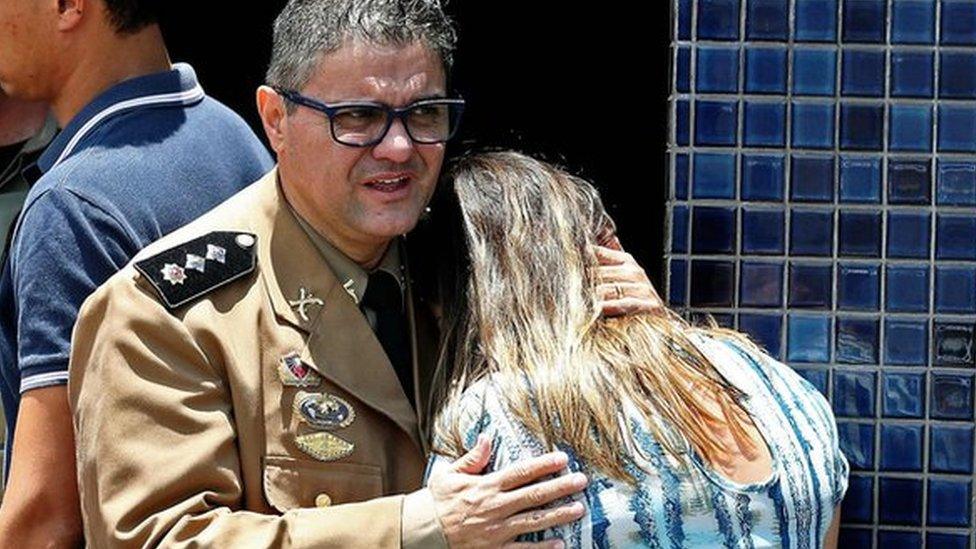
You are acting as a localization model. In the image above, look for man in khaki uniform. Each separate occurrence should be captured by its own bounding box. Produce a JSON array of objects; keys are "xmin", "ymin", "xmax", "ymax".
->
[
  {"xmin": 72, "ymin": 170, "xmax": 455, "ymax": 546},
  {"xmin": 67, "ymin": 0, "xmax": 643, "ymax": 547}
]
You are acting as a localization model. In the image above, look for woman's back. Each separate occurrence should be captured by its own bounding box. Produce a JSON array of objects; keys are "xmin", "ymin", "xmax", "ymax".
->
[{"xmin": 426, "ymin": 336, "xmax": 848, "ymax": 549}]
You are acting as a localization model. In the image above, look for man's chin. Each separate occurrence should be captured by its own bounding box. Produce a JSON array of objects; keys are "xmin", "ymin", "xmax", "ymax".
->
[{"xmin": 365, "ymin": 218, "xmax": 424, "ymax": 241}]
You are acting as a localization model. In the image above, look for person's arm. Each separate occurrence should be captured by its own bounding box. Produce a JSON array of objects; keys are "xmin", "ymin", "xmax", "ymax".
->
[
  {"xmin": 71, "ymin": 273, "xmax": 584, "ymax": 548},
  {"xmin": 823, "ymin": 505, "xmax": 841, "ymax": 549},
  {"xmin": 0, "ymin": 387, "xmax": 82, "ymax": 548},
  {"xmin": 0, "ymin": 189, "xmax": 137, "ymax": 548}
]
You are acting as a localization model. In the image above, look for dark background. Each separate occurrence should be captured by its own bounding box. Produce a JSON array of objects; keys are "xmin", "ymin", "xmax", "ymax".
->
[{"xmin": 160, "ymin": 3, "xmax": 670, "ymax": 284}]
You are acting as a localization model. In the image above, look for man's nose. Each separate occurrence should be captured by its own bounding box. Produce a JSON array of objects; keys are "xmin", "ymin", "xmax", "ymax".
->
[{"xmin": 371, "ymin": 117, "xmax": 415, "ymax": 164}]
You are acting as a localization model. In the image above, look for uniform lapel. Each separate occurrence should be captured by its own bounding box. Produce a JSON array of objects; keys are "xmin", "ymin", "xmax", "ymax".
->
[{"xmin": 259, "ymin": 172, "xmax": 421, "ymax": 451}]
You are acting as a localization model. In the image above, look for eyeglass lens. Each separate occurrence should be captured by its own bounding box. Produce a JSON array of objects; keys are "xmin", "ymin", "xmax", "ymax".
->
[{"xmin": 332, "ymin": 103, "xmax": 458, "ymax": 145}]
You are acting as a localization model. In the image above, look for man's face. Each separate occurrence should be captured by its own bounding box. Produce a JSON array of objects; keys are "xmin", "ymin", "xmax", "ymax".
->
[
  {"xmin": 0, "ymin": 0, "xmax": 58, "ymax": 99},
  {"xmin": 275, "ymin": 40, "xmax": 448, "ymax": 254}
]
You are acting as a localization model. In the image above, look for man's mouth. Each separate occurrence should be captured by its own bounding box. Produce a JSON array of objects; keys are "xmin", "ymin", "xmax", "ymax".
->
[{"xmin": 364, "ymin": 175, "xmax": 411, "ymax": 193}]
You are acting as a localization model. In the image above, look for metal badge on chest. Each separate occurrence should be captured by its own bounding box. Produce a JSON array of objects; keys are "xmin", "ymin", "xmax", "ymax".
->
[{"xmin": 277, "ymin": 349, "xmax": 357, "ymax": 463}]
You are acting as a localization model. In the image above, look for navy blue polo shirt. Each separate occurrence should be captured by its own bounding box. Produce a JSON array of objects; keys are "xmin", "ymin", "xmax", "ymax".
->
[{"xmin": 0, "ymin": 63, "xmax": 273, "ymax": 473}]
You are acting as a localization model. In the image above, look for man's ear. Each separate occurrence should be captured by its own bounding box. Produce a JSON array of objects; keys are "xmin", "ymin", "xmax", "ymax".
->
[
  {"xmin": 57, "ymin": 0, "xmax": 85, "ymax": 31},
  {"xmin": 257, "ymin": 85, "xmax": 287, "ymax": 155}
]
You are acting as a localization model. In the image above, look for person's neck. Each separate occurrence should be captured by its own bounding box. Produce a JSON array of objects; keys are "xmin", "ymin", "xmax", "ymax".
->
[
  {"xmin": 51, "ymin": 24, "xmax": 171, "ymax": 126},
  {"xmin": 281, "ymin": 178, "xmax": 390, "ymax": 270},
  {"xmin": 0, "ymin": 98, "xmax": 47, "ymax": 146},
  {"xmin": 326, "ymin": 231, "xmax": 390, "ymax": 271}
]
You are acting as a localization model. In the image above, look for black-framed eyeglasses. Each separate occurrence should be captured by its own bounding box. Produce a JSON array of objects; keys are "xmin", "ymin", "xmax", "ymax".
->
[{"xmin": 275, "ymin": 87, "xmax": 465, "ymax": 147}]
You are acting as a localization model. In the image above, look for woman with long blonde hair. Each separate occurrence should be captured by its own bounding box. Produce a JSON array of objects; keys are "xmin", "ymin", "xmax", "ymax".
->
[{"xmin": 416, "ymin": 151, "xmax": 847, "ymax": 548}]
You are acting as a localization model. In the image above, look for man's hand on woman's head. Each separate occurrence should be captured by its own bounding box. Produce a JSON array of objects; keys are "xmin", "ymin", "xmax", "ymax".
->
[{"xmin": 594, "ymin": 237, "xmax": 663, "ymax": 317}]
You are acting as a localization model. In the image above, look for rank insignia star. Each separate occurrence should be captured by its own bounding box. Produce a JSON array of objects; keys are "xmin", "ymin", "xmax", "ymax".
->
[
  {"xmin": 205, "ymin": 244, "xmax": 226, "ymax": 264},
  {"xmin": 184, "ymin": 254, "xmax": 206, "ymax": 273},
  {"xmin": 160, "ymin": 263, "xmax": 187, "ymax": 285},
  {"xmin": 277, "ymin": 352, "xmax": 321, "ymax": 387},
  {"xmin": 295, "ymin": 391, "xmax": 355, "ymax": 430},
  {"xmin": 295, "ymin": 431, "xmax": 354, "ymax": 462},
  {"xmin": 288, "ymin": 287, "xmax": 324, "ymax": 322}
]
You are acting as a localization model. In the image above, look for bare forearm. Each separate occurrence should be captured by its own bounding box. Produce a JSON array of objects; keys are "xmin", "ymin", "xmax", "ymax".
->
[
  {"xmin": 0, "ymin": 497, "xmax": 83, "ymax": 548},
  {"xmin": 0, "ymin": 386, "xmax": 83, "ymax": 548},
  {"xmin": 823, "ymin": 505, "xmax": 841, "ymax": 549}
]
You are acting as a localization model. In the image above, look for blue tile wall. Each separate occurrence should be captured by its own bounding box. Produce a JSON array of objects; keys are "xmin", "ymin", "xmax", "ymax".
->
[
  {"xmin": 879, "ymin": 424, "xmax": 923, "ymax": 471},
  {"xmin": 842, "ymin": 49, "xmax": 886, "ymax": 97},
  {"xmin": 943, "ymin": 1, "xmax": 976, "ymax": 46},
  {"xmin": 888, "ymin": 159, "xmax": 932, "ymax": 204},
  {"xmin": 840, "ymin": 157, "xmax": 882, "ymax": 202},
  {"xmin": 893, "ymin": 0, "xmax": 936, "ymax": 44},
  {"xmin": 890, "ymin": 105, "xmax": 933, "ymax": 152},
  {"xmin": 693, "ymin": 153, "xmax": 737, "ymax": 198},
  {"xmin": 939, "ymin": 105, "xmax": 976, "ymax": 152},
  {"xmin": 791, "ymin": 155, "xmax": 835, "ymax": 200},
  {"xmin": 743, "ymin": 101, "xmax": 787, "ymax": 146},
  {"xmin": 879, "ymin": 530, "xmax": 923, "ymax": 549},
  {"xmin": 938, "ymin": 160, "xmax": 976, "ymax": 205},
  {"xmin": 891, "ymin": 51, "xmax": 935, "ymax": 97},
  {"xmin": 879, "ymin": 478, "xmax": 923, "ymax": 525},
  {"xmin": 745, "ymin": 47, "xmax": 788, "ymax": 93},
  {"xmin": 929, "ymin": 532, "xmax": 971, "ymax": 549},
  {"xmin": 940, "ymin": 52, "xmax": 976, "ymax": 99},
  {"xmin": 741, "ymin": 154, "xmax": 786, "ymax": 199},
  {"xmin": 697, "ymin": 47, "xmax": 740, "ymax": 93},
  {"xmin": 670, "ymin": 1, "xmax": 976, "ymax": 544},
  {"xmin": 794, "ymin": 48, "xmax": 838, "ymax": 96},
  {"xmin": 796, "ymin": 0, "xmax": 838, "ymax": 42}
]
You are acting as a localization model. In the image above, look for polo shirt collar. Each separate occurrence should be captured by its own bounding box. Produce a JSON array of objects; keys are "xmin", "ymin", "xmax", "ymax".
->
[{"xmin": 38, "ymin": 62, "xmax": 205, "ymax": 173}]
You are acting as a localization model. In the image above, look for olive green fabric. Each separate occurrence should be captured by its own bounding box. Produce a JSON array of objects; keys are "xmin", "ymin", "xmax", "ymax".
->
[{"xmin": 0, "ymin": 117, "xmax": 57, "ymax": 247}]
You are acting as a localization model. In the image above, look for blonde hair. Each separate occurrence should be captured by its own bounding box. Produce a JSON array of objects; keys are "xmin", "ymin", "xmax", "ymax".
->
[{"xmin": 425, "ymin": 151, "xmax": 760, "ymax": 481}]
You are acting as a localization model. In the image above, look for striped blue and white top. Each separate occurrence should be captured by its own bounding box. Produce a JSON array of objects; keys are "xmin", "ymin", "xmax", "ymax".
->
[{"xmin": 426, "ymin": 336, "xmax": 849, "ymax": 548}]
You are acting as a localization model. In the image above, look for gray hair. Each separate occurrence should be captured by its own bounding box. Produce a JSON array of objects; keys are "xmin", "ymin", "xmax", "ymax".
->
[{"xmin": 266, "ymin": 0, "xmax": 457, "ymax": 91}]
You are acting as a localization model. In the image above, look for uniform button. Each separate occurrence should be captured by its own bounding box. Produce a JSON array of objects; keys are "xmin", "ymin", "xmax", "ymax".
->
[
  {"xmin": 235, "ymin": 234, "xmax": 255, "ymax": 248},
  {"xmin": 315, "ymin": 493, "xmax": 332, "ymax": 508}
]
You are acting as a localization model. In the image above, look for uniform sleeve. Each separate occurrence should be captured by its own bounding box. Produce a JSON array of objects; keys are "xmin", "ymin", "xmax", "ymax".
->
[
  {"xmin": 69, "ymin": 277, "xmax": 406, "ymax": 549},
  {"xmin": 13, "ymin": 188, "xmax": 136, "ymax": 392}
]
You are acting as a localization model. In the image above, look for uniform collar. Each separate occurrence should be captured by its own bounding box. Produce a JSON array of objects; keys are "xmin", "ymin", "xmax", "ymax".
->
[
  {"xmin": 0, "ymin": 116, "xmax": 57, "ymax": 188},
  {"xmin": 288, "ymin": 203, "xmax": 404, "ymax": 305},
  {"xmin": 38, "ymin": 63, "xmax": 205, "ymax": 173},
  {"xmin": 20, "ymin": 116, "xmax": 58, "ymax": 156}
]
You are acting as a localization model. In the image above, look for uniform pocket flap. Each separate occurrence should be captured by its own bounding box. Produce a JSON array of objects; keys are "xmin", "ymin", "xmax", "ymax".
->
[{"xmin": 263, "ymin": 455, "xmax": 384, "ymax": 512}]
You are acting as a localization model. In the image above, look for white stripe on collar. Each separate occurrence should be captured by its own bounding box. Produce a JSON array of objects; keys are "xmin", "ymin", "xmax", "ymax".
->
[{"xmin": 53, "ymin": 84, "xmax": 205, "ymax": 168}]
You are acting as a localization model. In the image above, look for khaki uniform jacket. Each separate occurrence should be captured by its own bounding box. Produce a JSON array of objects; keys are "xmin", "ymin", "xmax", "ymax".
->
[{"xmin": 69, "ymin": 169, "xmax": 447, "ymax": 548}]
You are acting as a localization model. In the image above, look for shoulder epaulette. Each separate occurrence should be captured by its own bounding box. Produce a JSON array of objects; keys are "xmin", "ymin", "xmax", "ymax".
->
[{"xmin": 134, "ymin": 231, "xmax": 258, "ymax": 310}]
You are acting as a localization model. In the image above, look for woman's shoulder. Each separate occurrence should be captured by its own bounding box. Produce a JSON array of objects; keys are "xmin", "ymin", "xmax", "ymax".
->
[
  {"xmin": 691, "ymin": 331, "xmax": 827, "ymax": 405},
  {"xmin": 434, "ymin": 377, "xmax": 510, "ymax": 447},
  {"xmin": 436, "ymin": 377, "xmax": 546, "ymax": 470}
]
